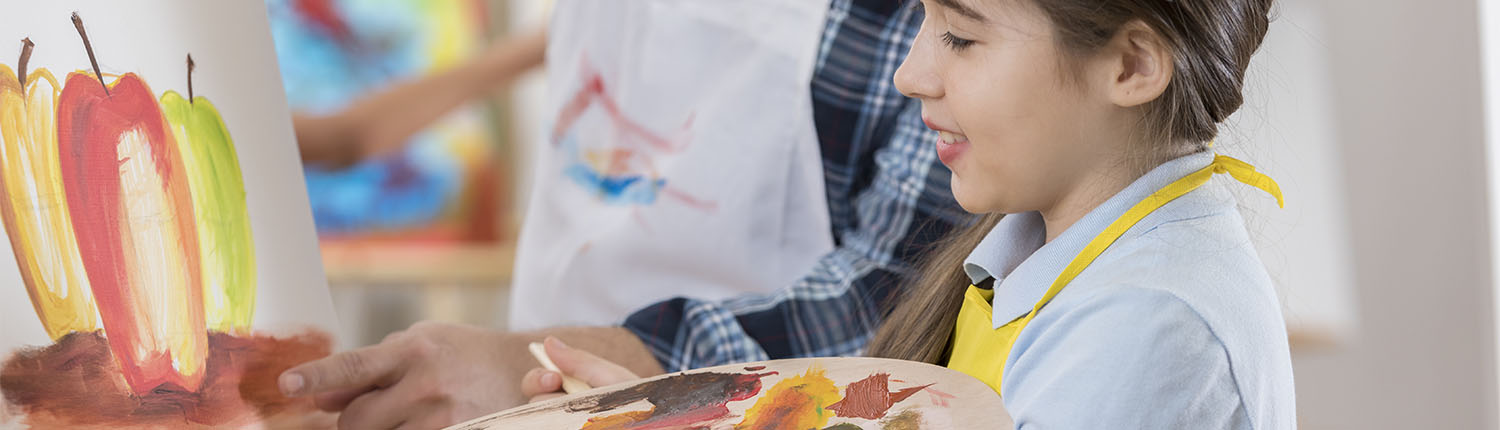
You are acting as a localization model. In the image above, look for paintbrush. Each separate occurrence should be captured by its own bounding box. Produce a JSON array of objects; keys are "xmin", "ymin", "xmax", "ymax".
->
[{"xmin": 528, "ymin": 342, "xmax": 593, "ymax": 394}]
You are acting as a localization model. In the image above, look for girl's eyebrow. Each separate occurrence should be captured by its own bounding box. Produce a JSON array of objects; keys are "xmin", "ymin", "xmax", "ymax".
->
[{"xmin": 935, "ymin": 0, "xmax": 990, "ymax": 22}]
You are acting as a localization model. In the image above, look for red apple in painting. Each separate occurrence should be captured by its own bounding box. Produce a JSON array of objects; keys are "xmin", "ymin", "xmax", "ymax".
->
[{"xmin": 55, "ymin": 13, "xmax": 207, "ymax": 396}]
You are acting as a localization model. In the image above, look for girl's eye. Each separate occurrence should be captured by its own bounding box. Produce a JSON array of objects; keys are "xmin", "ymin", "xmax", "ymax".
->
[{"xmin": 941, "ymin": 32, "xmax": 976, "ymax": 51}]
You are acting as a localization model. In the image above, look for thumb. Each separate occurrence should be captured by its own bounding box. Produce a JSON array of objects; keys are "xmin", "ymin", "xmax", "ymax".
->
[
  {"xmin": 280, "ymin": 343, "xmax": 402, "ymax": 397},
  {"xmin": 544, "ymin": 337, "xmax": 640, "ymax": 389}
]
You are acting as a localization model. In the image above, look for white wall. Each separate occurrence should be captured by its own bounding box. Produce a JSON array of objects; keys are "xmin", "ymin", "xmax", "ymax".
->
[
  {"xmin": 1481, "ymin": 0, "xmax": 1500, "ymax": 425},
  {"xmin": 1224, "ymin": 0, "xmax": 1358, "ymax": 345},
  {"xmin": 1295, "ymin": 0, "xmax": 1498, "ymax": 428}
]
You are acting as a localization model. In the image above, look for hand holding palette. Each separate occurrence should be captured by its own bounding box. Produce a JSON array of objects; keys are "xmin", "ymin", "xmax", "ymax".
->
[{"xmin": 448, "ymin": 357, "xmax": 1011, "ymax": 430}]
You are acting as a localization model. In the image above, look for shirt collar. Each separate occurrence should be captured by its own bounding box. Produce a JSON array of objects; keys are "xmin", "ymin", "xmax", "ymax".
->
[
  {"xmin": 962, "ymin": 213, "xmax": 1045, "ymax": 285},
  {"xmin": 962, "ymin": 151, "xmax": 1217, "ymax": 328}
]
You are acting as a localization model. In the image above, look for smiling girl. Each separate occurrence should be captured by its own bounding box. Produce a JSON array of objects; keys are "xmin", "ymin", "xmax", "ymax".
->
[{"xmin": 864, "ymin": 0, "xmax": 1295, "ymax": 427}]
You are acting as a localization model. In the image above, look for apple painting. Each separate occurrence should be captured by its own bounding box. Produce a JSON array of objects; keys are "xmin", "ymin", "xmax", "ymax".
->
[
  {"xmin": 56, "ymin": 13, "xmax": 208, "ymax": 395},
  {"xmin": 0, "ymin": 5, "xmax": 341, "ymax": 428},
  {"xmin": 0, "ymin": 38, "xmax": 100, "ymax": 341},
  {"xmin": 160, "ymin": 55, "xmax": 257, "ymax": 335}
]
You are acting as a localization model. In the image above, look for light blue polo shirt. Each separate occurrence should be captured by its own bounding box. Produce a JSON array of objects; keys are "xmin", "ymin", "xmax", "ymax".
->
[{"xmin": 962, "ymin": 151, "xmax": 1297, "ymax": 429}]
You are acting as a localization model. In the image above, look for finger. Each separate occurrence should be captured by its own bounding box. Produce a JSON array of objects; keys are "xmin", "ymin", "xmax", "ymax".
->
[
  {"xmin": 338, "ymin": 385, "xmax": 414, "ymax": 430},
  {"xmin": 544, "ymin": 337, "xmax": 639, "ymax": 388},
  {"xmin": 312, "ymin": 387, "xmax": 368, "ymax": 412},
  {"xmin": 282, "ymin": 343, "xmax": 406, "ymax": 398},
  {"xmin": 520, "ymin": 367, "xmax": 563, "ymax": 398},
  {"xmin": 398, "ymin": 409, "xmax": 468, "ymax": 430}
]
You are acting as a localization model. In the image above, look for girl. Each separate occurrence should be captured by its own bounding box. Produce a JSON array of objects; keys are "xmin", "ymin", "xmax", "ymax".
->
[
  {"xmin": 866, "ymin": 0, "xmax": 1296, "ymax": 427},
  {"xmin": 526, "ymin": 0, "xmax": 1295, "ymax": 427}
]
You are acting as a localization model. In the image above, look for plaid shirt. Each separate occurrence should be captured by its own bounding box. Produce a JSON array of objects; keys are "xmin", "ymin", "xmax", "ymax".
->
[{"xmin": 622, "ymin": 0, "xmax": 972, "ymax": 372}]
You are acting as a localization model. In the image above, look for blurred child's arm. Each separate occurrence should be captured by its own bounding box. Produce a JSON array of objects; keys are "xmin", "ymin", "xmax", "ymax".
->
[{"xmin": 297, "ymin": 26, "xmax": 547, "ymax": 167}]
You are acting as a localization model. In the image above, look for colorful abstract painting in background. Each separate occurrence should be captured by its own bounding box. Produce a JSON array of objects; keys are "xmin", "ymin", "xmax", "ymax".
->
[{"xmin": 267, "ymin": 0, "xmax": 504, "ymax": 242}]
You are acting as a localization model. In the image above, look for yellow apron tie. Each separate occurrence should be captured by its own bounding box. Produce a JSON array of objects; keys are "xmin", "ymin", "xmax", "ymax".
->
[
  {"xmin": 946, "ymin": 154, "xmax": 1283, "ymax": 396},
  {"xmin": 1211, "ymin": 155, "xmax": 1284, "ymax": 208}
]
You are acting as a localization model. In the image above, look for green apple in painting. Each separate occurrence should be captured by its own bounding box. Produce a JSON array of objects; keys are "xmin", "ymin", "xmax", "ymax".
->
[{"xmin": 159, "ymin": 55, "xmax": 257, "ymax": 335}]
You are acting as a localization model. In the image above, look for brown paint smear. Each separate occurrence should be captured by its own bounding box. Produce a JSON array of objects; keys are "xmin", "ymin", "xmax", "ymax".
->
[
  {"xmin": 880, "ymin": 410, "xmax": 923, "ymax": 430},
  {"xmin": 1, "ymin": 329, "xmax": 332, "ymax": 429},
  {"xmin": 817, "ymin": 410, "xmax": 926, "ymax": 430},
  {"xmin": 827, "ymin": 373, "xmax": 932, "ymax": 420},
  {"xmin": 569, "ymin": 371, "xmax": 775, "ymax": 430}
]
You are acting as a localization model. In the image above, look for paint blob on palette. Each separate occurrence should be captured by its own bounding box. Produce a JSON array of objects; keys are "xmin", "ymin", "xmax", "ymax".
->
[
  {"xmin": 449, "ymin": 357, "xmax": 1011, "ymax": 430},
  {"xmin": 1, "ymin": 2, "xmax": 339, "ymax": 429}
]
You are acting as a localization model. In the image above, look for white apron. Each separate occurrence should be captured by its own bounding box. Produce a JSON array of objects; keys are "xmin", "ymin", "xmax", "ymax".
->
[{"xmin": 510, "ymin": 0, "xmax": 834, "ymax": 330}]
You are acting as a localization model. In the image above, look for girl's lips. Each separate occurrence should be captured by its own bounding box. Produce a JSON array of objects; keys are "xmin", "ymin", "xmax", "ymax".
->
[
  {"xmin": 922, "ymin": 117, "xmax": 968, "ymax": 166},
  {"xmin": 936, "ymin": 132, "xmax": 969, "ymax": 166},
  {"xmin": 923, "ymin": 117, "xmax": 943, "ymax": 131}
]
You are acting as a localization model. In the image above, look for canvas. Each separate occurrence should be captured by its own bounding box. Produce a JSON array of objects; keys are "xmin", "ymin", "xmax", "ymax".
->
[{"xmin": 0, "ymin": 2, "xmax": 338, "ymax": 428}]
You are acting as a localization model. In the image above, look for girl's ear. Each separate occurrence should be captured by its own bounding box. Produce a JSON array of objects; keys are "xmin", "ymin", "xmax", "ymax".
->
[{"xmin": 1095, "ymin": 20, "xmax": 1173, "ymax": 108}]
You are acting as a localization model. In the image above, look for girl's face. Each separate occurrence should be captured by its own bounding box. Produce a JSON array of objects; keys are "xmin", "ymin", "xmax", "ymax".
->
[{"xmin": 895, "ymin": 0, "xmax": 1125, "ymax": 215}]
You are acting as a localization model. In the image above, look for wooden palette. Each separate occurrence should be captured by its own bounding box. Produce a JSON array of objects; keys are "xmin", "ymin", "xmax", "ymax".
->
[{"xmin": 445, "ymin": 357, "xmax": 1010, "ymax": 430}]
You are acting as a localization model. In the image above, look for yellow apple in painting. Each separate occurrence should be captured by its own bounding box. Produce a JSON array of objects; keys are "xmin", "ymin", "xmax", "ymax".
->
[{"xmin": 0, "ymin": 38, "xmax": 99, "ymax": 341}]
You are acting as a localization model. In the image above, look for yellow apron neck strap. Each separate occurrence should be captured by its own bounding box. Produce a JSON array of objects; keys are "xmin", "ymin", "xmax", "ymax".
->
[
  {"xmin": 948, "ymin": 151, "xmax": 1285, "ymax": 397},
  {"xmin": 1203, "ymin": 141, "xmax": 1282, "ymax": 206},
  {"xmin": 1008, "ymin": 152, "xmax": 1285, "ymax": 351},
  {"xmin": 1212, "ymin": 154, "xmax": 1284, "ymax": 208}
]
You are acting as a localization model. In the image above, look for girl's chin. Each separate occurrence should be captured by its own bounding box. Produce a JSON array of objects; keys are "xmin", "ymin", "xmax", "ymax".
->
[
  {"xmin": 949, "ymin": 174, "xmax": 995, "ymax": 214},
  {"xmin": 950, "ymin": 174, "xmax": 1028, "ymax": 215}
]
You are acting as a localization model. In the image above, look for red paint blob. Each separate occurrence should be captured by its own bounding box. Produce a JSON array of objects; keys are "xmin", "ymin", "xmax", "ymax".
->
[{"xmin": 826, "ymin": 373, "xmax": 932, "ymax": 420}]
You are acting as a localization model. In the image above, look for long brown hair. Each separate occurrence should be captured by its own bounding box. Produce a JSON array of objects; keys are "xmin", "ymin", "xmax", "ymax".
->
[{"xmin": 865, "ymin": 0, "xmax": 1275, "ymax": 362}]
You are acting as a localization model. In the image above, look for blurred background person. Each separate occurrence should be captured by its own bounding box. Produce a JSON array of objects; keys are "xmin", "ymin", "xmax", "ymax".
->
[{"xmin": 283, "ymin": 1, "xmax": 967, "ymax": 428}]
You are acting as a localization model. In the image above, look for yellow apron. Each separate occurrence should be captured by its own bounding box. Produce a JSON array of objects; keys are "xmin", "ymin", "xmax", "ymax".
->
[{"xmin": 946, "ymin": 154, "xmax": 1284, "ymax": 396}]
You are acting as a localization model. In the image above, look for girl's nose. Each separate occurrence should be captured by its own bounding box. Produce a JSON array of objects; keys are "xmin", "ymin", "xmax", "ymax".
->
[{"xmin": 894, "ymin": 25, "xmax": 944, "ymax": 100}]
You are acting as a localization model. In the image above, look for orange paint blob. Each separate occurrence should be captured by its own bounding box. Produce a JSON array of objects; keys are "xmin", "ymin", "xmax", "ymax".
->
[
  {"xmin": 734, "ymin": 367, "xmax": 843, "ymax": 430},
  {"xmin": 580, "ymin": 410, "xmax": 655, "ymax": 430}
]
